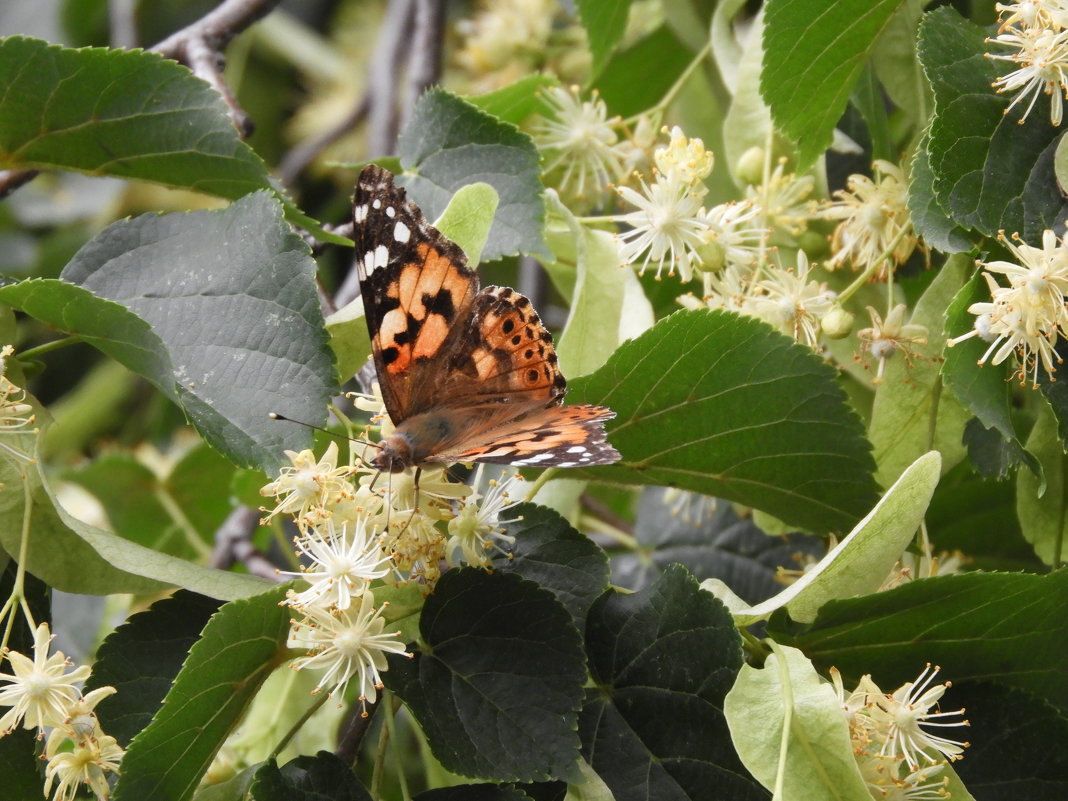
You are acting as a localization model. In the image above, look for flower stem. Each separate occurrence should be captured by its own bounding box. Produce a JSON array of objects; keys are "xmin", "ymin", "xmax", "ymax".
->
[
  {"xmin": 18, "ymin": 336, "xmax": 79, "ymax": 360},
  {"xmin": 835, "ymin": 227, "xmax": 909, "ymax": 305},
  {"xmin": 523, "ymin": 467, "xmax": 558, "ymax": 503}
]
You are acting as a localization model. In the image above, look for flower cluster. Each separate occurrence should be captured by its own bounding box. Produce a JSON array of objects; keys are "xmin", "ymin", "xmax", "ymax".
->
[
  {"xmin": 948, "ymin": 228, "xmax": 1068, "ymax": 386},
  {"xmin": 0, "ymin": 623, "xmax": 122, "ymax": 801},
  {"xmin": 988, "ymin": 0, "xmax": 1068, "ymax": 125},
  {"xmin": 260, "ymin": 390, "xmax": 526, "ymax": 709},
  {"xmin": 833, "ymin": 665, "xmax": 969, "ymax": 799},
  {"xmin": 821, "ymin": 159, "xmax": 918, "ymax": 279}
]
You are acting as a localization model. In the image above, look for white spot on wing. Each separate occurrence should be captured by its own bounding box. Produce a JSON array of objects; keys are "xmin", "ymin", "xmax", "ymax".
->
[
  {"xmin": 386, "ymin": 206, "xmax": 396, "ymax": 218},
  {"xmin": 354, "ymin": 204, "xmax": 368, "ymax": 223},
  {"xmin": 373, "ymin": 245, "xmax": 389, "ymax": 269},
  {"xmin": 394, "ymin": 221, "xmax": 411, "ymax": 243},
  {"xmin": 372, "ymin": 199, "xmax": 382, "ymax": 209},
  {"xmin": 567, "ymin": 446, "xmax": 587, "ymax": 454},
  {"xmin": 514, "ymin": 452, "xmax": 555, "ymax": 465}
]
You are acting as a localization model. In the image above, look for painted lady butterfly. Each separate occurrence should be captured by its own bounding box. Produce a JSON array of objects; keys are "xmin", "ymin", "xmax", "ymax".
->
[{"xmin": 353, "ymin": 165, "xmax": 620, "ymax": 473}]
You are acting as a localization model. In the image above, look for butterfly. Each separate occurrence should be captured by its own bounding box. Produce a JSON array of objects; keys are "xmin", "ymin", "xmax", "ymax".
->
[{"xmin": 352, "ymin": 165, "xmax": 620, "ymax": 474}]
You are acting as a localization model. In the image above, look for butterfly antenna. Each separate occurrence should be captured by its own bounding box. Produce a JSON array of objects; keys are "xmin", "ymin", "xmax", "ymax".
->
[{"xmin": 269, "ymin": 412, "xmax": 378, "ymax": 457}]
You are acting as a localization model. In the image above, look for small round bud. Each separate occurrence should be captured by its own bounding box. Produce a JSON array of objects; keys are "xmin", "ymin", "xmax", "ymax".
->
[
  {"xmin": 735, "ymin": 146, "xmax": 765, "ymax": 186},
  {"xmin": 820, "ymin": 307, "xmax": 855, "ymax": 339},
  {"xmin": 694, "ymin": 239, "xmax": 727, "ymax": 273}
]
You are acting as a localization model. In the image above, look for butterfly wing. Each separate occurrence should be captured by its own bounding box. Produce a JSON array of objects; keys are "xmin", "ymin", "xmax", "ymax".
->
[
  {"xmin": 433, "ymin": 403, "xmax": 621, "ymax": 467},
  {"xmin": 353, "ymin": 165, "xmax": 479, "ymax": 422}
]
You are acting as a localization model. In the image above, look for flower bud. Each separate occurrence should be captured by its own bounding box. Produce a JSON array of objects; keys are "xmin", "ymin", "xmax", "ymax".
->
[
  {"xmin": 820, "ymin": 307, "xmax": 855, "ymax": 339},
  {"xmin": 735, "ymin": 146, "xmax": 765, "ymax": 186}
]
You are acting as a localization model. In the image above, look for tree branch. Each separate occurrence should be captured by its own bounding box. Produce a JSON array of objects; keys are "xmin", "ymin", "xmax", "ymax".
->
[{"xmin": 152, "ymin": 0, "xmax": 285, "ymax": 136}]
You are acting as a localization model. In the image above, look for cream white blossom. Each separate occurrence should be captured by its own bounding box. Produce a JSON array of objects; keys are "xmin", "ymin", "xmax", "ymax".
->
[
  {"xmin": 858, "ymin": 304, "xmax": 930, "ymax": 384},
  {"xmin": 281, "ymin": 517, "xmax": 392, "ymax": 611},
  {"xmin": 259, "ymin": 441, "xmax": 353, "ymax": 526},
  {"xmin": 0, "ymin": 623, "xmax": 91, "ymax": 733},
  {"xmin": 289, "ymin": 591, "xmax": 410, "ymax": 708},
  {"xmin": 989, "ymin": 4, "xmax": 1068, "ymax": 125},
  {"xmin": 446, "ymin": 468, "xmax": 524, "ymax": 567},
  {"xmin": 533, "ymin": 85, "xmax": 625, "ymax": 202},
  {"xmin": 749, "ymin": 252, "xmax": 836, "ymax": 348},
  {"xmin": 822, "ymin": 160, "xmax": 918, "ymax": 279},
  {"xmin": 43, "ymin": 734, "xmax": 124, "ymax": 801}
]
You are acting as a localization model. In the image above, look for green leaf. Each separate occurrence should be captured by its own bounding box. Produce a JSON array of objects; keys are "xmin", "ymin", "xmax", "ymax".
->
[
  {"xmin": 950, "ymin": 682, "xmax": 1068, "ymax": 799},
  {"xmin": 724, "ymin": 645, "xmax": 869, "ymax": 800},
  {"xmin": 569, "ymin": 310, "xmax": 879, "ymax": 534},
  {"xmin": 869, "ymin": 256, "xmax": 970, "ymax": 486},
  {"xmin": 704, "ymin": 451, "xmax": 941, "ymax": 625},
  {"xmin": 385, "ymin": 569, "xmax": 586, "ymax": 783},
  {"xmin": 942, "ymin": 270, "xmax": 1021, "ymax": 443},
  {"xmin": 594, "ymin": 25, "xmax": 695, "ymax": 119},
  {"xmin": 0, "ymin": 425, "xmax": 170, "ymax": 595},
  {"xmin": 576, "ymin": 0, "xmax": 632, "ymax": 77},
  {"xmin": 761, "ymin": 0, "xmax": 903, "ymax": 168},
  {"xmin": 579, "ymin": 565, "xmax": 765, "ymax": 801},
  {"xmin": 113, "ymin": 585, "xmax": 292, "ymax": 801},
  {"xmin": 467, "ymin": 75, "xmax": 559, "ymax": 126},
  {"xmin": 52, "ymin": 191, "xmax": 336, "ymax": 472},
  {"xmin": 397, "ymin": 87, "xmax": 547, "ymax": 261},
  {"xmin": 491, "ymin": 502, "xmax": 610, "ymax": 626},
  {"xmin": 1017, "ymin": 402, "xmax": 1067, "ymax": 566},
  {"xmin": 907, "ymin": 136, "xmax": 973, "ymax": 254},
  {"xmin": 870, "ymin": 0, "xmax": 929, "ymax": 130},
  {"xmin": 84, "ymin": 591, "xmax": 222, "ymax": 746},
  {"xmin": 0, "ymin": 728, "xmax": 41, "ymax": 800},
  {"xmin": 548, "ymin": 192, "xmax": 642, "ymax": 379},
  {"xmin": 918, "ymin": 7, "xmax": 1068, "ymax": 240},
  {"xmin": 0, "ymin": 37, "xmax": 271, "ymax": 200},
  {"xmin": 325, "ymin": 297, "xmax": 370, "ymax": 383},
  {"xmin": 413, "ymin": 786, "xmax": 535, "ymax": 801},
  {"xmin": 433, "ymin": 181, "xmax": 499, "ymax": 268},
  {"xmin": 770, "ymin": 570, "xmax": 1068, "ymax": 714},
  {"xmin": 251, "ymin": 753, "xmax": 373, "ymax": 801}
]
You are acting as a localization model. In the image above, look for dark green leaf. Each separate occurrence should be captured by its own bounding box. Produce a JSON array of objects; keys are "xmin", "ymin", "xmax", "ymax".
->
[
  {"xmin": 113, "ymin": 585, "xmax": 292, "ymax": 801},
  {"xmin": 168, "ymin": 443, "xmax": 238, "ymax": 539},
  {"xmin": 770, "ymin": 570, "xmax": 1068, "ymax": 714},
  {"xmin": 397, "ymin": 87, "xmax": 546, "ymax": 261},
  {"xmin": 468, "ymin": 76, "xmax": 558, "ymax": 126},
  {"xmin": 56, "ymin": 192, "xmax": 337, "ymax": 472},
  {"xmin": 414, "ymin": 785, "xmax": 534, "ymax": 801},
  {"xmin": 0, "ymin": 37, "xmax": 272, "ymax": 200},
  {"xmin": 385, "ymin": 569, "xmax": 585, "ymax": 783},
  {"xmin": 1038, "ymin": 343, "xmax": 1068, "ymax": 443},
  {"xmin": 569, "ymin": 310, "xmax": 879, "ymax": 534},
  {"xmin": 594, "ymin": 25, "xmax": 695, "ymax": 118},
  {"xmin": 907, "ymin": 137, "xmax": 973, "ymax": 254},
  {"xmin": 918, "ymin": 7, "xmax": 1068, "ymax": 240},
  {"xmin": 762, "ymin": 0, "xmax": 902, "ymax": 168},
  {"xmin": 942, "ymin": 270, "xmax": 1022, "ymax": 443},
  {"xmin": 580, "ymin": 565, "xmax": 766, "ymax": 801},
  {"xmin": 84, "ymin": 591, "xmax": 222, "ymax": 746},
  {"xmin": 251, "ymin": 753, "xmax": 373, "ymax": 801},
  {"xmin": 491, "ymin": 502, "xmax": 610, "ymax": 626},
  {"xmin": 576, "ymin": 0, "xmax": 632, "ymax": 77},
  {"xmin": 612, "ymin": 488, "xmax": 824, "ymax": 603},
  {"xmin": 951, "ymin": 682, "xmax": 1068, "ymax": 801},
  {"xmin": 0, "ymin": 727, "xmax": 41, "ymax": 799},
  {"xmin": 963, "ymin": 416, "xmax": 1031, "ymax": 479}
]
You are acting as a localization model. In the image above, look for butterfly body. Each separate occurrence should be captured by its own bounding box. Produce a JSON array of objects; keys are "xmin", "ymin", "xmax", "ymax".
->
[{"xmin": 354, "ymin": 165, "xmax": 620, "ymax": 471}]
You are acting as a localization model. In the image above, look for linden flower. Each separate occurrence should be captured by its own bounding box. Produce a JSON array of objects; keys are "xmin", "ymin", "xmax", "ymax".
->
[
  {"xmin": 384, "ymin": 514, "xmax": 447, "ymax": 585},
  {"xmin": 988, "ymin": 23, "xmax": 1068, "ymax": 125},
  {"xmin": 858, "ymin": 304, "xmax": 929, "ymax": 384},
  {"xmin": 533, "ymin": 85, "xmax": 625, "ymax": 202},
  {"xmin": 746, "ymin": 161, "xmax": 816, "ymax": 240},
  {"xmin": 281, "ymin": 517, "xmax": 392, "ymax": 611},
  {"xmin": 260, "ymin": 441, "xmax": 353, "ymax": 525},
  {"xmin": 947, "ymin": 229, "xmax": 1068, "ymax": 386},
  {"xmin": 698, "ymin": 200, "xmax": 767, "ymax": 274},
  {"xmin": 653, "ymin": 125, "xmax": 715, "ymax": 187},
  {"xmin": 44, "ymin": 686, "xmax": 118, "ymax": 753},
  {"xmin": 823, "ymin": 160, "xmax": 917, "ymax": 278},
  {"xmin": 749, "ymin": 252, "xmax": 836, "ymax": 348},
  {"xmin": 289, "ymin": 591, "xmax": 410, "ymax": 708},
  {"xmin": 0, "ymin": 622, "xmax": 91, "ymax": 733},
  {"xmin": 996, "ymin": 0, "xmax": 1068, "ymax": 32},
  {"xmin": 455, "ymin": 0, "xmax": 555, "ymax": 88},
  {"xmin": 43, "ymin": 733, "xmax": 124, "ymax": 801},
  {"xmin": 446, "ymin": 468, "xmax": 524, "ymax": 568},
  {"xmin": 0, "ymin": 344, "xmax": 36, "ymax": 461},
  {"xmin": 872, "ymin": 665, "xmax": 970, "ymax": 770}
]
